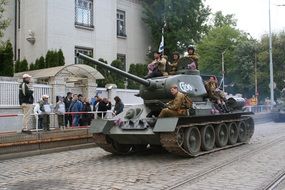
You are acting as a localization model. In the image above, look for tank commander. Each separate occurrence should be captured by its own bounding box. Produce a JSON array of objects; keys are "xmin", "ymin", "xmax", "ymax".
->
[
  {"xmin": 145, "ymin": 51, "xmax": 167, "ymax": 78},
  {"xmin": 186, "ymin": 46, "xmax": 199, "ymax": 70},
  {"xmin": 204, "ymin": 76, "xmax": 229, "ymax": 113},
  {"xmin": 158, "ymin": 85, "xmax": 192, "ymax": 117},
  {"xmin": 168, "ymin": 51, "xmax": 180, "ymax": 75}
]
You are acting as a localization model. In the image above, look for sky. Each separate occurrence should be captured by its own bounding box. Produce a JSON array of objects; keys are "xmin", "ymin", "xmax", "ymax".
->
[{"xmin": 205, "ymin": 0, "xmax": 285, "ymax": 39}]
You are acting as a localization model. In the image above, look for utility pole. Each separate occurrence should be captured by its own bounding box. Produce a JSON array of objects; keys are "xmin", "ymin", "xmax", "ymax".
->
[{"xmin": 268, "ymin": 0, "xmax": 274, "ymax": 106}]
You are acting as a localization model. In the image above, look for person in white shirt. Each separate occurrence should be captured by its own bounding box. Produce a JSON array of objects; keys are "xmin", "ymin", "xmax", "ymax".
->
[
  {"xmin": 54, "ymin": 96, "xmax": 66, "ymax": 130},
  {"xmin": 34, "ymin": 95, "xmax": 52, "ymax": 131}
]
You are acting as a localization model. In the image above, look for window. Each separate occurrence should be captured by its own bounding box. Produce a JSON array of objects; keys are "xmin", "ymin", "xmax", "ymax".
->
[
  {"xmin": 117, "ymin": 54, "xmax": 126, "ymax": 71},
  {"xmin": 75, "ymin": 0, "xmax": 94, "ymax": 28},
  {"xmin": 75, "ymin": 46, "xmax": 93, "ymax": 64},
  {"xmin": 117, "ymin": 10, "xmax": 126, "ymax": 37}
]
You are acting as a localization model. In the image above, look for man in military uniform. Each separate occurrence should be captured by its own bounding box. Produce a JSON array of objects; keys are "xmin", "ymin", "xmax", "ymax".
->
[
  {"xmin": 168, "ymin": 51, "xmax": 180, "ymax": 75},
  {"xmin": 204, "ymin": 76, "xmax": 228, "ymax": 112},
  {"xmin": 158, "ymin": 85, "xmax": 190, "ymax": 117},
  {"xmin": 19, "ymin": 74, "xmax": 34, "ymax": 133},
  {"xmin": 145, "ymin": 51, "xmax": 167, "ymax": 78},
  {"xmin": 186, "ymin": 46, "xmax": 199, "ymax": 70}
]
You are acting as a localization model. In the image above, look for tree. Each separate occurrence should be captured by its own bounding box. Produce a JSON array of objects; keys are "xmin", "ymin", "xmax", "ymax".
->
[
  {"xmin": 257, "ymin": 32, "xmax": 285, "ymax": 100},
  {"xmin": 0, "ymin": 0, "xmax": 10, "ymax": 39},
  {"xmin": 58, "ymin": 49, "xmax": 65, "ymax": 66},
  {"xmin": 29, "ymin": 62, "xmax": 35, "ymax": 71},
  {"xmin": 19, "ymin": 59, "xmax": 28, "ymax": 72},
  {"xmin": 128, "ymin": 63, "xmax": 148, "ymax": 89},
  {"xmin": 0, "ymin": 41, "xmax": 13, "ymax": 76},
  {"xmin": 38, "ymin": 56, "xmax": 45, "ymax": 69},
  {"xmin": 110, "ymin": 59, "xmax": 125, "ymax": 88},
  {"xmin": 96, "ymin": 58, "xmax": 113, "ymax": 87},
  {"xmin": 197, "ymin": 11, "xmax": 258, "ymax": 97},
  {"xmin": 142, "ymin": 0, "xmax": 210, "ymax": 54},
  {"xmin": 211, "ymin": 11, "xmax": 237, "ymax": 28}
]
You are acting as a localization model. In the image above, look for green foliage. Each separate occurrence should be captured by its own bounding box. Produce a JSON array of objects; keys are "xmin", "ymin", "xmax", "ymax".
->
[
  {"xmin": 110, "ymin": 59, "xmax": 125, "ymax": 88},
  {"xmin": 257, "ymin": 32, "xmax": 285, "ymax": 100},
  {"xmin": 38, "ymin": 56, "xmax": 45, "ymax": 69},
  {"xmin": 96, "ymin": 58, "xmax": 113, "ymax": 87},
  {"xmin": 45, "ymin": 50, "xmax": 62, "ymax": 67},
  {"xmin": 128, "ymin": 63, "xmax": 148, "ymax": 89},
  {"xmin": 14, "ymin": 60, "xmax": 20, "ymax": 73},
  {"xmin": 0, "ymin": 0, "xmax": 10, "ymax": 39},
  {"xmin": 142, "ymin": 0, "xmax": 210, "ymax": 54},
  {"xmin": 58, "ymin": 49, "xmax": 65, "ymax": 66},
  {"xmin": 197, "ymin": 25, "xmax": 241, "ymax": 76},
  {"xmin": 211, "ymin": 11, "xmax": 237, "ymax": 28},
  {"xmin": 29, "ymin": 63, "xmax": 35, "ymax": 71},
  {"xmin": 19, "ymin": 59, "xmax": 28, "ymax": 72},
  {"xmin": 0, "ymin": 41, "xmax": 13, "ymax": 76}
]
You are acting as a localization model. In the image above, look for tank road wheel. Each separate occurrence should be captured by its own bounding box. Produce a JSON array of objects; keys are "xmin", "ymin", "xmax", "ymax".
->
[
  {"xmin": 215, "ymin": 123, "xmax": 229, "ymax": 147},
  {"xmin": 237, "ymin": 121, "xmax": 247, "ymax": 142},
  {"xmin": 111, "ymin": 141, "xmax": 132, "ymax": 155},
  {"xmin": 184, "ymin": 127, "xmax": 201, "ymax": 155},
  {"xmin": 246, "ymin": 117, "xmax": 255, "ymax": 140},
  {"xmin": 227, "ymin": 122, "xmax": 238, "ymax": 145},
  {"xmin": 177, "ymin": 128, "xmax": 185, "ymax": 146},
  {"xmin": 200, "ymin": 125, "xmax": 215, "ymax": 151}
]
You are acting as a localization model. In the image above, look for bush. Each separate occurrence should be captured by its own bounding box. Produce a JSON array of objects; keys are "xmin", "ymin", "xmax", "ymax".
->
[{"xmin": 0, "ymin": 41, "xmax": 13, "ymax": 76}]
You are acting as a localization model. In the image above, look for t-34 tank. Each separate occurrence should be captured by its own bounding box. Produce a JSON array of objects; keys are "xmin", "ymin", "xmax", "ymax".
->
[
  {"xmin": 77, "ymin": 53, "xmax": 255, "ymax": 157},
  {"xmin": 272, "ymin": 89, "xmax": 285, "ymax": 122}
]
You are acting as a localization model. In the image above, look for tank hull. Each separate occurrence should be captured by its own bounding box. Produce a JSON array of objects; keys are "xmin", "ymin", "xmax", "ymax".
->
[{"xmin": 91, "ymin": 112, "xmax": 254, "ymax": 157}]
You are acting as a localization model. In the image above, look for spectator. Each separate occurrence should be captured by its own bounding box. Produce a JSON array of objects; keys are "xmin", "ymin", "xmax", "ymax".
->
[
  {"xmin": 113, "ymin": 96, "xmax": 124, "ymax": 116},
  {"xmin": 54, "ymin": 96, "xmax": 66, "ymax": 130},
  {"xmin": 63, "ymin": 92, "xmax": 73, "ymax": 127},
  {"xmin": 68, "ymin": 94, "xmax": 83, "ymax": 127},
  {"xmin": 97, "ymin": 97, "xmax": 112, "ymax": 118},
  {"xmin": 92, "ymin": 95, "xmax": 100, "ymax": 111},
  {"xmin": 34, "ymin": 95, "xmax": 52, "ymax": 131},
  {"xmin": 80, "ymin": 97, "xmax": 93, "ymax": 126},
  {"xmin": 19, "ymin": 74, "xmax": 34, "ymax": 133}
]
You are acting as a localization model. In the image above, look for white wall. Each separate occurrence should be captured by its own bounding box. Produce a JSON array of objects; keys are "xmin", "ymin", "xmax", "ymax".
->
[
  {"xmin": 3, "ymin": 0, "xmax": 150, "ymax": 71},
  {"xmin": 18, "ymin": 0, "xmax": 47, "ymax": 62},
  {"xmin": 117, "ymin": 0, "xmax": 151, "ymax": 69}
]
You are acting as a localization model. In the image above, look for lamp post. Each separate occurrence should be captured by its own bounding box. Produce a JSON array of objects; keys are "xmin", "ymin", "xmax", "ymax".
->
[{"xmin": 268, "ymin": 0, "xmax": 274, "ymax": 106}]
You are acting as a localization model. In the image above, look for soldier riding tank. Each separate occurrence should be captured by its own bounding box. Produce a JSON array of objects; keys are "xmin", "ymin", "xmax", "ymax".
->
[{"xmin": 77, "ymin": 53, "xmax": 255, "ymax": 157}]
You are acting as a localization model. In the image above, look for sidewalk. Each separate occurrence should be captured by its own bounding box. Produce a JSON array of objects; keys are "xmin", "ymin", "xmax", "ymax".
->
[{"xmin": 0, "ymin": 127, "xmax": 94, "ymax": 158}]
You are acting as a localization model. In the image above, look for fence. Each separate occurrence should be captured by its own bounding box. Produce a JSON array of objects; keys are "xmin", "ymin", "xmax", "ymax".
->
[
  {"xmin": 244, "ymin": 105, "xmax": 272, "ymax": 113},
  {"xmin": 0, "ymin": 110, "xmax": 112, "ymax": 133},
  {"xmin": 0, "ymin": 81, "xmax": 52, "ymax": 106}
]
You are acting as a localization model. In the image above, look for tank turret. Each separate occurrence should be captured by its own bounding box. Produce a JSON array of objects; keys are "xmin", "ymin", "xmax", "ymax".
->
[{"xmin": 77, "ymin": 53, "xmax": 207, "ymax": 107}]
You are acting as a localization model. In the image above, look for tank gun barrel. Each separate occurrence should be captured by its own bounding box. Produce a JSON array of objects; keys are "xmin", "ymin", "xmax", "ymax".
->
[{"xmin": 77, "ymin": 53, "xmax": 150, "ymax": 86}]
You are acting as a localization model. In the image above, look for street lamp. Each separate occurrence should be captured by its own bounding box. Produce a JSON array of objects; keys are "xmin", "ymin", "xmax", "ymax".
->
[{"xmin": 268, "ymin": 0, "xmax": 274, "ymax": 106}]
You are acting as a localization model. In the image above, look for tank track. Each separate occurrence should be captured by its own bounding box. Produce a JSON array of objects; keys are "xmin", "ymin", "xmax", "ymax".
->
[
  {"xmin": 160, "ymin": 116, "xmax": 254, "ymax": 157},
  {"xmin": 93, "ymin": 133, "xmax": 118, "ymax": 154}
]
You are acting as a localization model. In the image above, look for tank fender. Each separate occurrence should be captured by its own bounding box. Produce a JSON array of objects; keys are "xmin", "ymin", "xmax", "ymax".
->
[
  {"xmin": 90, "ymin": 119, "xmax": 114, "ymax": 134},
  {"xmin": 153, "ymin": 118, "xmax": 179, "ymax": 132}
]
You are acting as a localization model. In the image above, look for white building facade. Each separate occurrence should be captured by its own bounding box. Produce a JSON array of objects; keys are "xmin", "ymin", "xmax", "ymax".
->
[{"xmin": 3, "ymin": 0, "xmax": 151, "ymax": 71}]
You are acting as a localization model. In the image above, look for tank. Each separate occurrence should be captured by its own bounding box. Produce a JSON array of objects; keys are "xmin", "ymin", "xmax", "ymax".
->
[
  {"xmin": 272, "ymin": 89, "xmax": 285, "ymax": 122},
  {"xmin": 77, "ymin": 53, "xmax": 255, "ymax": 157}
]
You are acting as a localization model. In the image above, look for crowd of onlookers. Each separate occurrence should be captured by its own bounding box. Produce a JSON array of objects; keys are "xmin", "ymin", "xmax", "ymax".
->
[
  {"xmin": 33, "ymin": 92, "xmax": 124, "ymax": 131},
  {"xmin": 18, "ymin": 72, "xmax": 125, "ymax": 133}
]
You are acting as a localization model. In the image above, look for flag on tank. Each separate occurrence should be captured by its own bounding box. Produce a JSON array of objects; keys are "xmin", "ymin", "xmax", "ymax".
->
[{"xmin": 158, "ymin": 35, "xmax": 164, "ymax": 53}]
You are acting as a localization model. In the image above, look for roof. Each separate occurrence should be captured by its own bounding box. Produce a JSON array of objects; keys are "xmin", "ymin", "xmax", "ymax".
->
[{"xmin": 14, "ymin": 64, "xmax": 104, "ymax": 80}]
